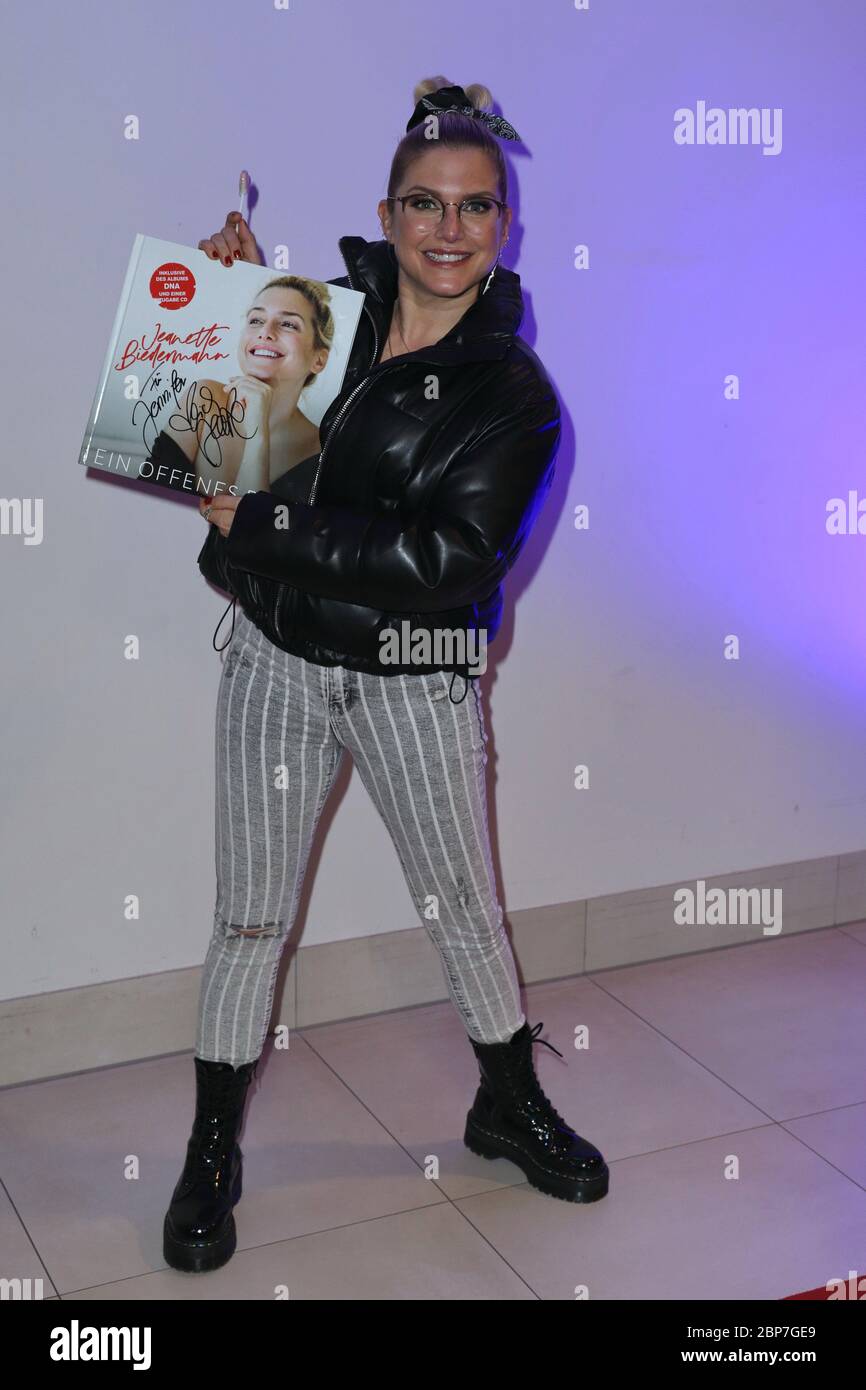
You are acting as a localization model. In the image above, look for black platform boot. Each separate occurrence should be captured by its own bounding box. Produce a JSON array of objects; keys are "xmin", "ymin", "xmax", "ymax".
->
[
  {"xmin": 163, "ymin": 1056, "xmax": 258, "ymax": 1273},
  {"xmin": 464, "ymin": 1020, "xmax": 609, "ymax": 1203}
]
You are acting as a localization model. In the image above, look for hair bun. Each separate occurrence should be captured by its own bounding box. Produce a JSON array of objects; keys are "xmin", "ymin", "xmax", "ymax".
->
[
  {"xmin": 463, "ymin": 83, "xmax": 493, "ymax": 111},
  {"xmin": 412, "ymin": 76, "xmax": 494, "ymax": 110}
]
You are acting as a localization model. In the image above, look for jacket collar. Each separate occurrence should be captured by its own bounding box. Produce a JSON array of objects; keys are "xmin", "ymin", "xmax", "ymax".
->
[{"xmin": 337, "ymin": 234, "xmax": 523, "ymax": 365}]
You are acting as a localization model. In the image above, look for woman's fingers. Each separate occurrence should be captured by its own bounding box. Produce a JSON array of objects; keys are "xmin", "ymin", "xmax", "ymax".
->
[
  {"xmin": 199, "ymin": 213, "xmax": 262, "ymax": 267},
  {"xmin": 210, "ymin": 231, "xmax": 234, "ymax": 265},
  {"xmin": 200, "ymin": 223, "xmax": 240, "ymax": 267},
  {"xmin": 198, "ymin": 231, "xmax": 227, "ymax": 262},
  {"xmin": 200, "ymin": 494, "xmax": 241, "ymax": 540},
  {"xmin": 219, "ymin": 219, "xmax": 243, "ymax": 260},
  {"xmin": 211, "ymin": 497, "xmax": 240, "ymax": 538},
  {"xmin": 227, "ymin": 212, "xmax": 259, "ymax": 262}
]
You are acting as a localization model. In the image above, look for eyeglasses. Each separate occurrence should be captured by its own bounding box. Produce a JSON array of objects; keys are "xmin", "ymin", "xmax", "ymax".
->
[{"xmin": 386, "ymin": 193, "xmax": 507, "ymax": 233}]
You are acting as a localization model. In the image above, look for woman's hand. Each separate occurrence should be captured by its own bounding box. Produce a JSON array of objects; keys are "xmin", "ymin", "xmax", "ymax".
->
[
  {"xmin": 199, "ymin": 493, "xmax": 242, "ymax": 539},
  {"xmin": 198, "ymin": 212, "xmax": 263, "ymax": 267},
  {"xmin": 225, "ymin": 373, "xmax": 274, "ymax": 425}
]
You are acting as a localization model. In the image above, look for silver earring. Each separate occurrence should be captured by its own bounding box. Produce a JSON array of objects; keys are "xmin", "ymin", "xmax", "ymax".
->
[
  {"xmin": 482, "ymin": 241, "xmax": 507, "ymax": 295},
  {"xmin": 482, "ymin": 253, "xmax": 500, "ymax": 295}
]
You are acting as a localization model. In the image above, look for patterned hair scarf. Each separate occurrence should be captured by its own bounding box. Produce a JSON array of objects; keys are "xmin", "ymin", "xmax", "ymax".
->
[{"xmin": 406, "ymin": 84, "xmax": 522, "ymax": 142}]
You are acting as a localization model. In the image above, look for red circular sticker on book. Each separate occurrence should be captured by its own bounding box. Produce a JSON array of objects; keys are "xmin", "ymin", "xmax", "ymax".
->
[{"xmin": 149, "ymin": 262, "xmax": 196, "ymax": 310}]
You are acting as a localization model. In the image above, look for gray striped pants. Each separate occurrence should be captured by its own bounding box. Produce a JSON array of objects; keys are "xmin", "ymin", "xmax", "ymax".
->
[{"xmin": 195, "ymin": 607, "xmax": 525, "ymax": 1064}]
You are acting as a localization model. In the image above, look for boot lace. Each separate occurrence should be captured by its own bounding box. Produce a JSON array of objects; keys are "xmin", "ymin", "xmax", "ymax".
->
[
  {"xmin": 513, "ymin": 1022, "xmax": 571, "ymax": 1132},
  {"xmin": 191, "ymin": 1067, "xmax": 254, "ymax": 1177}
]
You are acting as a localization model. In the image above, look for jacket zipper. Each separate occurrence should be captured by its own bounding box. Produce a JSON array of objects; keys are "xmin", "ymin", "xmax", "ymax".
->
[
  {"xmin": 308, "ymin": 257, "xmax": 381, "ymax": 505},
  {"xmin": 308, "ymin": 374, "xmax": 377, "ymax": 505}
]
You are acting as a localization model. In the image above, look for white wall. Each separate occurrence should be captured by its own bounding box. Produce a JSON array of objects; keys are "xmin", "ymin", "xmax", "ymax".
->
[{"xmin": 3, "ymin": 0, "xmax": 865, "ymax": 1000}]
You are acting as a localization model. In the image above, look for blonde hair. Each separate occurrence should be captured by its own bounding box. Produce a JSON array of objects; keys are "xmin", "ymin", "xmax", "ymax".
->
[
  {"xmin": 253, "ymin": 276, "xmax": 335, "ymax": 388},
  {"xmin": 387, "ymin": 75, "xmax": 508, "ymax": 204}
]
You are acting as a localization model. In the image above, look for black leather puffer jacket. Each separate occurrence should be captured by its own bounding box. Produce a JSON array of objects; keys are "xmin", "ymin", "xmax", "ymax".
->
[{"xmin": 197, "ymin": 234, "xmax": 562, "ymax": 697}]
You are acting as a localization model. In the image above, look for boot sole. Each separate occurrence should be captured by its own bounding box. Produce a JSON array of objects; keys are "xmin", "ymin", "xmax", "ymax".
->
[
  {"xmin": 163, "ymin": 1173, "xmax": 242, "ymax": 1273},
  {"xmin": 464, "ymin": 1115, "xmax": 609, "ymax": 1203}
]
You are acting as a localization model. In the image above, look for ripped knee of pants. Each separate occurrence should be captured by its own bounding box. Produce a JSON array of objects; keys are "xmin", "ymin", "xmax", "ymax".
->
[{"xmin": 216, "ymin": 911, "xmax": 283, "ymax": 940}]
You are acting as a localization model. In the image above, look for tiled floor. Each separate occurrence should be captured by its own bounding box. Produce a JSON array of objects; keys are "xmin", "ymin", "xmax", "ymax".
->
[{"xmin": 2, "ymin": 923, "xmax": 866, "ymax": 1300}]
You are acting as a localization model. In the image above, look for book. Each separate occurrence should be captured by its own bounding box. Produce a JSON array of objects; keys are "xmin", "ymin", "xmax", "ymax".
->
[{"xmin": 79, "ymin": 233, "xmax": 364, "ymax": 499}]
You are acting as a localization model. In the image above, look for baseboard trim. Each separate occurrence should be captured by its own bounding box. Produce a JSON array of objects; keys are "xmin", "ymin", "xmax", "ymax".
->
[{"xmin": 2, "ymin": 849, "xmax": 865, "ymax": 1087}]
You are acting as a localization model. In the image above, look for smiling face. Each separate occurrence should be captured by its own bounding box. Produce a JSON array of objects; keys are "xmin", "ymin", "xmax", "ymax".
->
[
  {"xmin": 379, "ymin": 145, "xmax": 512, "ymax": 301},
  {"xmin": 239, "ymin": 286, "xmax": 329, "ymax": 385}
]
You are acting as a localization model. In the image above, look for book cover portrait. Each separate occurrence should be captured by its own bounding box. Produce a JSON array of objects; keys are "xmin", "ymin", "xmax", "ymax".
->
[{"xmin": 79, "ymin": 234, "xmax": 364, "ymax": 499}]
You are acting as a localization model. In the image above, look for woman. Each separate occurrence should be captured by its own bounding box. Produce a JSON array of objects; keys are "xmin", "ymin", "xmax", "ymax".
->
[
  {"xmin": 164, "ymin": 78, "xmax": 609, "ymax": 1276},
  {"xmin": 143, "ymin": 276, "xmax": 332, "ymax": 496}
]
